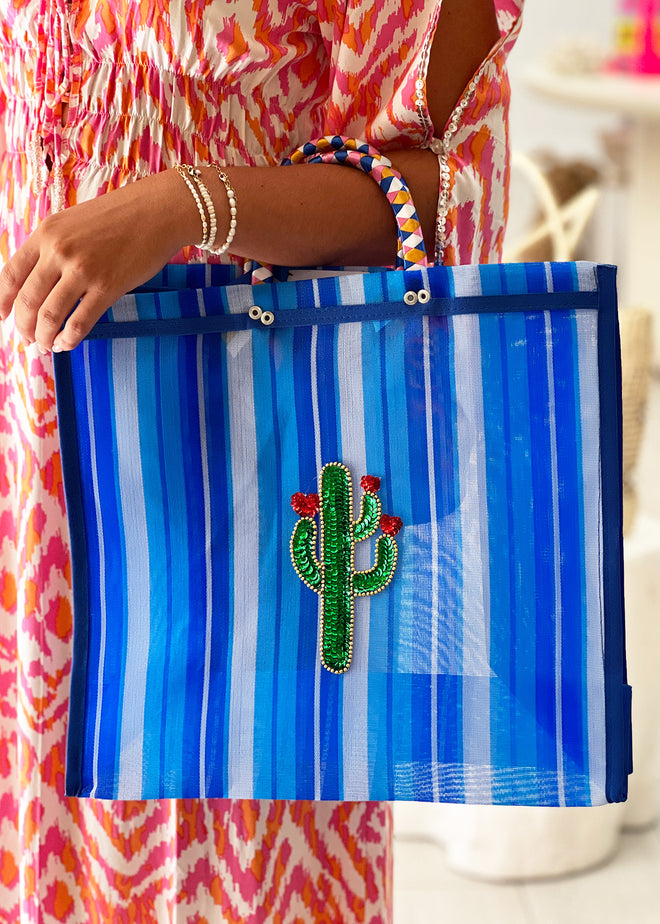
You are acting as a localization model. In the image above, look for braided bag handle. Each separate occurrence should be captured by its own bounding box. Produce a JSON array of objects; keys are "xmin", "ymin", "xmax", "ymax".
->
[
  {"xmin": 282, "ymin": 135, "xmax": 429, "ymax": 271},
  {"xmin": 247, "ymin": 135, "xmax": 429, "ymax": 284}
]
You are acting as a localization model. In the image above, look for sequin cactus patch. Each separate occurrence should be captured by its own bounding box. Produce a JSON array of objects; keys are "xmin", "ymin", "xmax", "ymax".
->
[{"xmin": 290, "ymin": 463, "xmax": 402, "ymax": 674}]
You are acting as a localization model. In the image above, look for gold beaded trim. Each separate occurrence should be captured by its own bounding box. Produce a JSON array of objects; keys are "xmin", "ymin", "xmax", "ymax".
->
[{"xmin": 413, "ymin": 51, "xmax": 492, "ymax": 264}]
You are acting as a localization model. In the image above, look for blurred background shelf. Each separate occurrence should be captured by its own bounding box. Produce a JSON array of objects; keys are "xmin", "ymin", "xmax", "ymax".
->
[
  {"xmin": 527, "ymin": 67, "xmax": 660, "ymax": 120},
  {"xmin": 527, "ymin": 65, "xmax": 660, "ymax": 368}
]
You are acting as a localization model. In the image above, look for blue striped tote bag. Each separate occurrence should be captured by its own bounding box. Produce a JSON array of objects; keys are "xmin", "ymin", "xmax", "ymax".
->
[{"xmin": 54, "ymin": 140, "xmax": 631, "ymax": 804}]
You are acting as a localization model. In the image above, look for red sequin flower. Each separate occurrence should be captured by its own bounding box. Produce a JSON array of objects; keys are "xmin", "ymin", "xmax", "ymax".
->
[
  {"xmin": 291, "ymin": 492, "xmax": 320, "ymax": 517},
  {"xmin": 379, "ymin": 515, "xmax": 403, "ymax": 536},
  {"xmin": 361, "ymin": 475, "xmax": 381, "ymax": 494}
]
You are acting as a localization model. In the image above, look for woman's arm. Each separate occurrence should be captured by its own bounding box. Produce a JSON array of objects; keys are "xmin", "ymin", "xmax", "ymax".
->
[
  {"xmin": 183, "ymin": 0, "xmax": 501, "ymax": 269},
  {"xmin": 0, "ymin": 0, "xmax": 500, "ymax": 353}
]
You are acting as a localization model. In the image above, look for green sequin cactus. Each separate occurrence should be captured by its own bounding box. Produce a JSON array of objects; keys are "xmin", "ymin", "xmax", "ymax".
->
[{"xmin": 290, "ymin": 463, "xmax": 402, "ymax": 674}]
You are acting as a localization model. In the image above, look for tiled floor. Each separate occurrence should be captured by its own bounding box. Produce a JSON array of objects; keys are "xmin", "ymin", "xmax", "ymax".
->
[{"xmin": 393, "ymin": 376, "xmax": 660, "ymax": 922}]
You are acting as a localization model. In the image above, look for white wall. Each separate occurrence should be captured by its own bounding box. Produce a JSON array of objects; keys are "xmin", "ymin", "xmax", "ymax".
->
[
  {"xmin": 504, "ymin": 0, "xmax": 627, "ymax": 265},
  {"xmin": 508, "ymin": 0, "xmax": 620, "ymax": 159}
]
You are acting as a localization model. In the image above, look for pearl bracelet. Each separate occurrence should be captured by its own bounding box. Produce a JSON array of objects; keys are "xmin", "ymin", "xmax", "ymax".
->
[
  {"xmin": 174, "ymin": 163, "xmax": 238, "ymax": 254},
  {"xmin": 208, "ymin": 164, "xmax": 238, "ymax": 255},
  {"xmin": 174, "ymin": 164, "xmax": 209, "ymax": 247},
  {"xmin": 195, "ymin": 174, "xmax": 217, "ymax": 249}
]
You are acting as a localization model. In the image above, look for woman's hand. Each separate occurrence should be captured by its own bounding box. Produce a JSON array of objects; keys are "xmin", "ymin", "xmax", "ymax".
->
[
  {"xmin": 0, "ymin": 150, "xmax": 441, "ymax": 354},
  {"xmin": 0, "ymin": 169, "xmax": 200, "ymax": 352}
]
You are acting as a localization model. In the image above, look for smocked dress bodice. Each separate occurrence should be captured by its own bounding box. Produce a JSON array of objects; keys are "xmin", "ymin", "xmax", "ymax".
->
[{"xmin": 1, "ymin": 0, "xmax": 523, "ymax": 263}]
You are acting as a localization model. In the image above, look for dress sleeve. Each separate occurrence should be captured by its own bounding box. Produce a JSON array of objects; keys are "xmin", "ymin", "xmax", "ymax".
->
[
  {"xmin": 316, "ymin": 0, "xmax": 525, "ymax": 266},
  {"xmin": 316, "ymin": 0, "xmax": 442, "ymax": 150},
  {"xmin": 439, "ymin": 1, "xmax": 524, "ymax": 265}
]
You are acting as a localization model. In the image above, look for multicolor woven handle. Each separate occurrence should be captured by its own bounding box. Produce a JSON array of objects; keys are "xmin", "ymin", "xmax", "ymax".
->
[
  {"xmin": 247, "ymin": 135, "xmax": 429, "ymax": 283},
  {"xmin": 282, "ymin": 136, "xmax": 429, "ymax": 271}
]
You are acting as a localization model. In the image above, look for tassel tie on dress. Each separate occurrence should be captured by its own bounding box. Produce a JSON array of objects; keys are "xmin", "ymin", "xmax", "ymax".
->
[{"xmin": 29, "ymin": 0, "xmax": 72, "ymax": 213}]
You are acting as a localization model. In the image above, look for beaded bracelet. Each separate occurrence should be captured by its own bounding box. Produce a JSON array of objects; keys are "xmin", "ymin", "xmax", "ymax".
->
[
  {"xmin": 174, "ymin": 163, "xmax": 238, "ymax": 254},
  {"xmin": 173, "ymin": 164, "xmax": 209, "ymax": 247},
  {"xmin": 194, "ymin": 173, "xmax": 217, "ymax": 249},
  {"xmin": 208, "ymin": 164, "xmax": 238, "ymax": 255}
]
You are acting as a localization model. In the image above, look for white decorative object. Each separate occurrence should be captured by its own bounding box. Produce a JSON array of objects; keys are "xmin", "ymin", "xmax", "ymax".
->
[
  {"xmin": 620, "ymin": 514, "xmax": 660, "ymax": 829},
  {"xmin": 546, "ymin": 39, "xmax": 609, "ymax": 76},
  {"xmin": 504, "ymin": 150, "xmax": 601, "ymax": 262}
]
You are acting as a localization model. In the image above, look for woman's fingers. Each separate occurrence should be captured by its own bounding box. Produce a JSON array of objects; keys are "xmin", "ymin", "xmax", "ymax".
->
[
  {"xmin": 15, "ymin": 267, "xmax": 69, "ymax": 348},
  {"xmin": 1, "ymin": 251, "xmax": 107, "ymax": 352},
  {"xmin": 0, "ymin": 240, "xmax": 40, "ymax": 325},
  {"xmin": 1, "ymin": 170, "xmax": 197, "ymax": 352},
  {"xmin": 50, "ymin": 290, "xmax": 110, "ymax": 352},
  {"xmin": 33, "ymin": 274, "xmax": 90, "ymax": 351}
]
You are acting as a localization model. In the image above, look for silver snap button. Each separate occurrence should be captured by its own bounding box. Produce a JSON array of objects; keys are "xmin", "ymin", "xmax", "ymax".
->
[
  {"xmin": 404, "ymin": 291, "xmax": 418, "ymax": 306},
  {"xmin": 260, "ymin": 311, "xmax": 275, "ymax": 326},
  {"xmin": 248, "ymin": 305, "xmax": 263, "ymax": 320},
  {"xmin": 418, "ymin": 289, "xmax": 431, "ymax": 304}
]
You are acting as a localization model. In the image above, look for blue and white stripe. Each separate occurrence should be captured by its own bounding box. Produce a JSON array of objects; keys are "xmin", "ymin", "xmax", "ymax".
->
[{"xmin": 58, "ymin": 261, "xmax": 627, "ymax": 806}]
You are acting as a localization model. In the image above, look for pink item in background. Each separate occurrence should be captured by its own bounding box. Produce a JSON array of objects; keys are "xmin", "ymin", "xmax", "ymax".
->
[{"xmin": 610, "ymin": 0, "xmax": 660, "ymax": 74}]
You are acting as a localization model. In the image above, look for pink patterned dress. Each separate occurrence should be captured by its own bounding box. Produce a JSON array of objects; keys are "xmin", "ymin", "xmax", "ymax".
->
[{"xmin": 0, "ymin": 2, "xmax": 523, "ymax": 921}]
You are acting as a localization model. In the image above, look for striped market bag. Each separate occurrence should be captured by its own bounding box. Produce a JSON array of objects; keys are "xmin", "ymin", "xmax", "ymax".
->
[{"xmin": 54, "ymin": 140, "xmax": 631, "ymax": 805}]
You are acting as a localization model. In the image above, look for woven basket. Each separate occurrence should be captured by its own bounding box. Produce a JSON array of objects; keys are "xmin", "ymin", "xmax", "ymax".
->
[{"xmin": 619, "ymin": 306, "xmax": 653, "ymax": 536}]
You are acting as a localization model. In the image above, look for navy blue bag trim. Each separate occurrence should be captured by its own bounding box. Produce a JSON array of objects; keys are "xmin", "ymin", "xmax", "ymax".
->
[
  {"xmin": 84, "ymin": 290, "xmax": 600, "ymax": 341},
  {"xmin": 596, "ymin": 265, "xmax": 631, "ymax": 802},
  {"xmin": 53, "ymin": 352, "xmax": 88, "ymax": 797}
]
